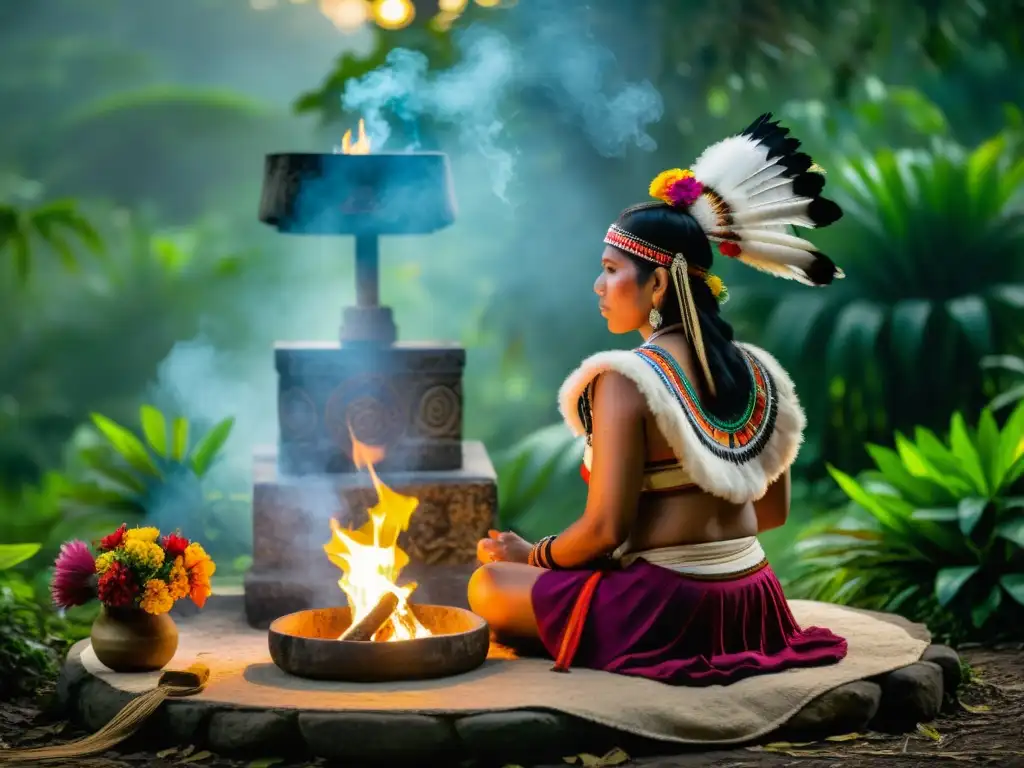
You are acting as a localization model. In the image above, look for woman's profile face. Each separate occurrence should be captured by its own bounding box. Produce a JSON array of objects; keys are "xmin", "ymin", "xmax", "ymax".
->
[{"xmin": 594, "ymin": 246, "xmax": 654, "ymax": 334}]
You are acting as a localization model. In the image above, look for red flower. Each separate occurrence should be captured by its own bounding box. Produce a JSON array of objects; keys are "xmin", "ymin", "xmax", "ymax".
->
[
  {"xmin": 97, "ymin": 561, "xmax": 138, "ymax": 608},
  {"xmin": 99, "ymin": 524, "xmax": 127, "ymax": 552},
  {"xmin": 161, "ymin": 533, "xmax": 190, "ymax": 560}
]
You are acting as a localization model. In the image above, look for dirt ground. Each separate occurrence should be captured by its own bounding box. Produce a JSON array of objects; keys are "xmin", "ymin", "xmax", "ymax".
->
[{"xmin": 0, "ymin": 647, "xmax": 1021, "ymax": 768}]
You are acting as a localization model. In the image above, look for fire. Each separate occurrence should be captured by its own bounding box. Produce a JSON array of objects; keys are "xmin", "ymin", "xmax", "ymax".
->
[
  {"xmin": 323, "ymin": 432, "xmax": 432, "ymax": 642},
  {"xmin": 340, "ymin": 119, "xmax": 371, "ymax": 155}
]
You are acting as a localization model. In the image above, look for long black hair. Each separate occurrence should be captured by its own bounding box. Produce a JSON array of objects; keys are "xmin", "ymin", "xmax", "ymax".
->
[{"xmin": 616, "ymin": 202, "xmax": 751, "ymax": 420}]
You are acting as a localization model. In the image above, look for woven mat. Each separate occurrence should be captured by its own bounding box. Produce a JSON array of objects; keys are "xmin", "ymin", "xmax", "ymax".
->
[{"xmin": 78, "ymin": 600, "xmax": 930, "ymax": 745}]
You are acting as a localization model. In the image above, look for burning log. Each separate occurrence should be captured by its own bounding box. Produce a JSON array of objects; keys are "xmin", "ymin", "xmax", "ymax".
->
[
  {"xmin": 338, "ymin": 582, "xmax": 417, "ymax": 642},
  {"xmin": 340, "ymin": 592, "xmax": 399, "ymax": 641}
]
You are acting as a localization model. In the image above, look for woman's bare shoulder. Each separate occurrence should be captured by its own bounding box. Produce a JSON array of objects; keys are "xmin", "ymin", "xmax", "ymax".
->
[{"xmin": 592, "ymin": 369, "xmax": 647, "ymax": 419}]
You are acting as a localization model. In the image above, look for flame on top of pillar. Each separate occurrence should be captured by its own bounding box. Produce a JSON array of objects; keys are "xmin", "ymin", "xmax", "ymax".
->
[{"xmin": 341, "ymin": 118, "xmax": 371, "ymax": 155}]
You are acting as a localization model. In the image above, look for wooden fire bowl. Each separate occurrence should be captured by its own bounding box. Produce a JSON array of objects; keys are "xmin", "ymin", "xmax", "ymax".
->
[{"xmin": 268, "ymin": 604, "xmax": 490, "ymax": 682}]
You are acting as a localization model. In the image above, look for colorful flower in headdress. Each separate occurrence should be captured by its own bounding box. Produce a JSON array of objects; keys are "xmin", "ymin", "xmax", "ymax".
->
[
  {"xmin": 718, "ymin": 241, "xmax": 742, "ymax": 258},
  {"xmin": 705, "ymin": 274, "xmax": 730, "ymax": 305},
  {"xmin": 51, "ymin": 540, "xmax": 97, "ymax": 608},
  {"xmin": 649, "ymin": 168, "xmax": 704, "ymax": 208}
]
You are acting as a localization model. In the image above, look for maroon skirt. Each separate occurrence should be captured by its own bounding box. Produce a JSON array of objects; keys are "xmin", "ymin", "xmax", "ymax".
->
[{"xmin": 531, "ymin": 559, "xmax": 848, "ymax": 686}]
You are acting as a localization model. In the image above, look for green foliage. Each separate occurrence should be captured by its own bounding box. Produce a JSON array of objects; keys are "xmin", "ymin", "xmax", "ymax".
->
[
  {"xmin": 0, "ymin": 586, "xmax": 67, "ymax": 699},
  {"xmin": 65, "ymin": 405, "xmax": 235, "ymax": 525},
  {"xmin": 758, "ymin": 129, "xmax": 1024, "ymax": 469},
  {"xmin": 0, "ymin": 543, "xmax": 42, "ymax": 571},
  {"xmin": 0, "ymin": 473, "xmax": 115, "ymax": 583},
  {"xmin": 52, "ymin": 86, "xmax": 289, "ymax": 220},
  {"xmin": 789, "ymin": 402, "xmax": 1024, "ymax": 642},
  {"xmin": 981, "ymin": 354, "xmax": 1024, "ymax": 412},
  {"xmin": 496, "ymin": 422, "xmax": 585, "ymax": 541},
  {"xmin": 0, "ymin": 213, "xmax": 250, "ymax": 491},
  {"xmin": 0, "ymin": 198, "xmax": 103, "ymax": 282}
]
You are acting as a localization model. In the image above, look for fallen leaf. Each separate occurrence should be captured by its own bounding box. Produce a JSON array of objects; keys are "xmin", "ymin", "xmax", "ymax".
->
[
  {"xmin": 563, "ymin": 750, "xmax": 630, "ymax": 767},
  {"xmin": 249, "ymin": 760, "xmax": 284, "ymax": 768},
  {"xmin": 156, "ymin": 748, "xmax": 179, "ymax": 759},
  {"xmin": 179, "ymin": 750, "xmax": 212, "ymax": 764},
  {"xmin": 916, "ymin": 723, "xmax": 942, "ymax": 742},
  {"xmin": 958, "ymin": 699, "xmax": 992, "ymax": 713},
  {"xmin": 747, "ymin": 745, "xmax": 828, "ymax": 757},
  {"xmin": 825, "ymin": 732, "xmax": 863, "ymax": 742},
  {"xmin": 760, "ymin": 740, "xmax": 817, "ymax": 749},
  {"xmin": 178, "ymin": 745, "xmax": 195, "ymax": 758}
]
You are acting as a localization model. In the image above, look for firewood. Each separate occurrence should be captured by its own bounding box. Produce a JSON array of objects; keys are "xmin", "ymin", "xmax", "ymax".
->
[{"xmin": 339, "ymin": 591, "xmax": 400, "ymax": 642}]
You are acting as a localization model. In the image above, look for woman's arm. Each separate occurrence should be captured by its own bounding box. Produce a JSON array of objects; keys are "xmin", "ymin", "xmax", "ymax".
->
[
  {"xmin": 547, "ymin": 371, "xmax": 646, "ymax": 568},
  {"xmin": 754, "ymin": 468, "xmax": 790, "ymax": 532}
]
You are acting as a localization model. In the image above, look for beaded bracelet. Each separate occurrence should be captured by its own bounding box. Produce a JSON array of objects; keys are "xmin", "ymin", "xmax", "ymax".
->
[{"xmin": 528, "ymin": 535, "xmax": 562, "ymax": 569}]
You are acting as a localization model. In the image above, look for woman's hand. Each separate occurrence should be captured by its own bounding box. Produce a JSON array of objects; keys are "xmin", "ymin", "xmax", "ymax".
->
[{"xmin": 477, "ymin": 529, "xmax": 532, "ymax": 565}]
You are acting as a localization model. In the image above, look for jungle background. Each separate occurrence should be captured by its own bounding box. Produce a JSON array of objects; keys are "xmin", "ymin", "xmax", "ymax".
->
[{"xmin": 1, "ymin": 0, "xmax": 1023, "ymax": 696}]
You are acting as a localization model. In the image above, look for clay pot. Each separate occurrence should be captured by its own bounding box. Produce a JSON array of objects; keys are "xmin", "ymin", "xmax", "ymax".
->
[{"xmin": 90, "ymin": 606, "xmax": 179, "ymax": 673}]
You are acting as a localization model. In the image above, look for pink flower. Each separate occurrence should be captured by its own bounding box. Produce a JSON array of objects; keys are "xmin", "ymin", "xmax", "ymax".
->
[
  {"xmin": 666, "ymin": 176, "xmax": 704, "ymax": 207},
  {"xmin": 50, "ymin": 540, "xmax": 97, "ymax": 608}
]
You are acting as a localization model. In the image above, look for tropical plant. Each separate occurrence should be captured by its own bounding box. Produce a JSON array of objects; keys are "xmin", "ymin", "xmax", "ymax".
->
[
  {"xmin": 0, "ymin": 543, "xmax": 42, "ymax": 573},
  {"xmin": 0, "ymin": 213, "xmax": 251, "ymax": 491},
  {"xmin": 0, "ymin": 196, "xmax": 103, "ymax": 281},
  {"xmin": 788, "ymin": 402, "xmax": 1024, "ymax": 642},
  {"xmin": 495, "ymin": 422, "xmax": 585, "ymax": 541},
  {"xmin": 0, "ymin": 542, "xmax": 66, "ymax": 698},
  {"xmin": 755, "ymin": 128, "xmax": 1024, "ymax": 471},
  {"xmin": 64, "ymin": 405, "xmax": 235, "ymax": 536},
  {"xmin": 981, "ymin": 354, "xmax": 1024, "ymax": 412}
]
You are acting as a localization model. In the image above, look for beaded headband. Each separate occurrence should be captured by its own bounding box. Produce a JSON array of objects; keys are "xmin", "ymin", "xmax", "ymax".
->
[{"xmin": 603, "ymin": 224, "xmax": 729, "ymax": 305}]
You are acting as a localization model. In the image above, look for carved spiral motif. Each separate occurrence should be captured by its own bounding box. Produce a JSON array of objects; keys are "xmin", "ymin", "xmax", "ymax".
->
[
  {"xmin": 278, "ymin": 388, "xmax": 318, "ymax": 440},
  {"xmin": 415, "ymin": 385, "xmax": 460, "ymax": 437},
  {"xmin": 324, "ymin": 376, "xmax": 406, "ymax": 455}
]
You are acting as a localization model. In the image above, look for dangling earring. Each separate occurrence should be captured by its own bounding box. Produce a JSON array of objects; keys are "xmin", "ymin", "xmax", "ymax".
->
[{"xmin": 648, "ymin": 307, "xmax": 662, "ymax": 329}]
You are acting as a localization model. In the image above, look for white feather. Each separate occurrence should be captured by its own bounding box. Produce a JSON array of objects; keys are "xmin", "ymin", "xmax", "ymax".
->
[
  {"xmin": 691, "ymin": 136, "xmax": 772, "ymax": 193},
  {"xmin": 734, "ymin": 252, "xmax": 814, "ymax": 284},
  {"xmin": 689, "ymin": 195, "xmax": 719, "ymax": 233},
  {"xmin": 735, "ymin": 241, "xmax": 819, "ymax": 269},
  {"xmin": 732, "ymin": 200, "xmax": 818, "ymax": 228},
  {"xmin": 725, "ymin": 228, "xmax": 819, "ymax": 252}
]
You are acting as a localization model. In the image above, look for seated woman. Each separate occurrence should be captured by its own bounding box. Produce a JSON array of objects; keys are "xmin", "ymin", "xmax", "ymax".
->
[{"xmin": 469, "ymin": 113, "xmax": 849, "ymax": 686}]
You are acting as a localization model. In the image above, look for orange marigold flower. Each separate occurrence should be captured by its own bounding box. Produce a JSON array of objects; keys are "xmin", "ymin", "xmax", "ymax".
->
[
  {"xmin": 184, "ymin": 542, "xmax": 216, "ymax": 609},
  {"xmin": 140, "ymin": 579, "xmax": 173, "ymax": 615},
  {"xmin": 168, "ymin": 556, "xmax": 190, "ymax": 601}
]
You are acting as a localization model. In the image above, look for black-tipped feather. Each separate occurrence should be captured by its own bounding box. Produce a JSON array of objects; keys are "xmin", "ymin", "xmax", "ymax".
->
[
  {"xmin": 805, "ymin": 252, "xmax": 842, "ymax": 285},
  {"xmin": 807, "ymin": 197, "xmax": 843, "ymax": 227},
  {"xmin": 792, "ymin": 172, "xmax": 826, "ymax": 197}
]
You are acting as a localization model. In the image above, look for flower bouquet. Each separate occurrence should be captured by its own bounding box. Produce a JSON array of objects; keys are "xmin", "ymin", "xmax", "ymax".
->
[{"xmin": 51, "ymin": 525, "xmax": 216, "ymax": 672}]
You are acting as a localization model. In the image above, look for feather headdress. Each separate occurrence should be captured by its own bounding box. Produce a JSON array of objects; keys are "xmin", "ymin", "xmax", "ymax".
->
[{"xmin": 685, "ymin": 113, "xmax": 844, "ymax": 286}]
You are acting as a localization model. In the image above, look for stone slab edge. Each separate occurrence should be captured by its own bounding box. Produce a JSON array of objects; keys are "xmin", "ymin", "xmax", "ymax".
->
[{"xmin": 57, "ymin": 640, "xmax": 958, "ymax": 761}]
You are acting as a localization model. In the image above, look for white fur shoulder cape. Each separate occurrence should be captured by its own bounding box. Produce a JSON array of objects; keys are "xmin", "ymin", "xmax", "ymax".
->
[{"xmin": 557, "ymin": 342, "xmax": 805, "ymax": 504}]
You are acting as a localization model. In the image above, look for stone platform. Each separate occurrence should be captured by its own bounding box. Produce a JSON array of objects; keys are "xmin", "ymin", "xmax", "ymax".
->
[
  {"xmin": 244, "ymin": 441, "xmax": 496, "ymax": 628},
  {"xmin": 57, "ymin": 597, "xmax": 960, "ymax": 765}
]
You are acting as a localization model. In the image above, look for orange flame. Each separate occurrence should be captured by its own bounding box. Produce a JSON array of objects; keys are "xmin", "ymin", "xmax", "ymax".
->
[
  {"xmin": 341, "ymin": 119, "xmax": 371, "ymax": 155},
  {"xmin": 323, "ymin": 430, "xmax": 431, "ymax": 642}
]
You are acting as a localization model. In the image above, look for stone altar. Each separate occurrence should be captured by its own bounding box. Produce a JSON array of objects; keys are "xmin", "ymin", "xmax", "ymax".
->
[{"xmin": 244, "ymin": 145, "xmax": 497, "ymax": 628}]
